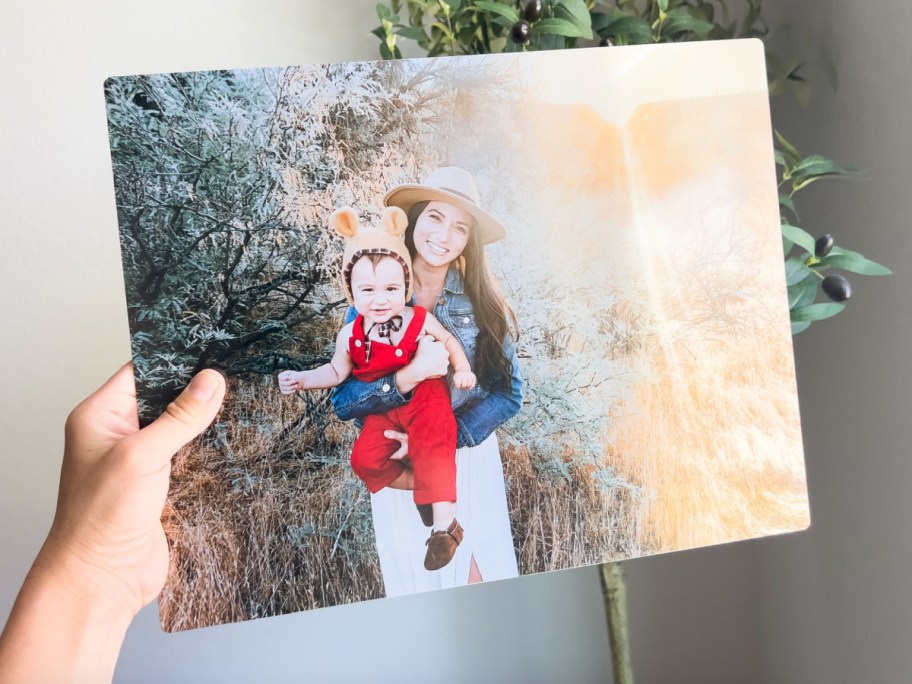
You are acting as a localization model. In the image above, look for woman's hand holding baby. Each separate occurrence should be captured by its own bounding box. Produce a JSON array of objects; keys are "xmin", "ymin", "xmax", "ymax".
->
[{"xmin": 395, "ymin": 336, "xmax": 450, "ymax": 395}]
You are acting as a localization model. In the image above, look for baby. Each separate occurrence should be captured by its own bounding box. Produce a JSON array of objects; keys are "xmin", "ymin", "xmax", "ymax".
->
[{"xmin": 278, "ymin": 206, "xmax": 473, "ymax": 571}]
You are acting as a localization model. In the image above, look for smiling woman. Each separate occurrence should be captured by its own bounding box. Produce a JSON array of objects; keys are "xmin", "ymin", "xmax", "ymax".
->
[
  {"xmin": 411, "ymin": 201, "xmax": 471, "ymax": 267},
  {"xmin": 331, "ymin": 167, "xmax": 524, "ymax": 594}
]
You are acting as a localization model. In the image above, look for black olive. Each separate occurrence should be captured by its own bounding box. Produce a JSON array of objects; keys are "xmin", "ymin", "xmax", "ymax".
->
[
  {"xmin": 821, "ymin": 273, "xmax": 852, "ymax": 302},
  {"xmin": 510, "ymin": 20, "xmax": 532, "ymax": 44},
  {"xmin": 599, "ymin": 36, "xmax": 615, "ymax": 47},
  {"xmin": 815, "ymin": 233, "xmax": 834, "ymax": 258},
  {"xmin": 523, "ymin": 0, "xmax": 543, "ymax": 22}
]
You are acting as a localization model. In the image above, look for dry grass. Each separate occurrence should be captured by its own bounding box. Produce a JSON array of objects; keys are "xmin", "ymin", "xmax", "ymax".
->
[
  {"xmin": 159, "ymin": 377, "xmax": 383, "ymax": 631},
  {"xmin": 159, "ymin": 371, "xmax": 646, "ymax": 630},
  {"xmin": 608, "ymin": 314, "xmax": 809, "ymax": 553},
  {"xmin": 503, "ymin": 441, "xmax": 644, "ymax": 572},
  {"xmin": 158, "ymin": 283, "xmax": 808, "ymax": 630}
]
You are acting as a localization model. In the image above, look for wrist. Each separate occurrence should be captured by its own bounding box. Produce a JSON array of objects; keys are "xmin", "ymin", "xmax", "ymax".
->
[
  {"xmin": 394, "ymin": 367, "xmax": 419, "ymax": 395},
  {"xmin": 0, "ymin": 542, "xmax": 135, "ymax": 683},
  {"xmin": 32, "ymin": 535, "xmax": 141, "ymax": 627}
]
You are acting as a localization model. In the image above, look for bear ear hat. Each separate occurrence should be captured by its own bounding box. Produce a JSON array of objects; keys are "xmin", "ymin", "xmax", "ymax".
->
[
  {"xmin": 381, "ymin": 206, "xmax": 408, "ymax": 238},
  {"xmin": 331, "ymin": 207, "xmax": 359, "ymax": 238}
]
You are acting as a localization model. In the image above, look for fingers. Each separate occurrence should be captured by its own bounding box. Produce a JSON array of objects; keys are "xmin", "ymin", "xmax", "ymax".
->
[
  {"xmin": 98, "ymin": 362, "xmax": 138, "ymax": 397},
  {"xmin": 65, "ymin": 363, "xmax": 139, "ymax": 442},
  {"xmin": 127, "ymin": 369, "xmax": 226, "ymax": 461},
  {"xmin": 384, "ymin": 430, "xmax": 407, "ymax": 441},
  {"xmin": 277, "ymin": 371, "xmax": 299, "ymax": 394}
]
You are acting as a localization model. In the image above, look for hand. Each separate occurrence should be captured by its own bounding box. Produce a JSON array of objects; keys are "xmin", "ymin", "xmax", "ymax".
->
[
  {"xmin": 0, "ymin": 364, "xmax": 225, "ymax": 683},
  {"xmin": 453, "ymin": 369, "xmax": 476, "ymax": 390},
  {"xmin": 394, "ymin": 336, "xmax": 449, "ymax": 395},
  {"xmin": 277, "ymin": 370, "xmax": 303, "ymax": 394},
  {"xmin": 384, "ymin": 430, "xmax": 409, "ymax": 461},
  {"xmin": 44, "ymin": 364, "xmax": 226, "ymax": 616}
]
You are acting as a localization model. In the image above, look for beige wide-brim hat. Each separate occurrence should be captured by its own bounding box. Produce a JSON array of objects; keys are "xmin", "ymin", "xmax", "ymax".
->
[{"xmin": 383, "ymin": 166, "xmax": 507, "ymax": 245}]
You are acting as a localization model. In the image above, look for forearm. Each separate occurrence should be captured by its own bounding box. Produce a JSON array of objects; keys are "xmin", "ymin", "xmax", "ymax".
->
[
  {"xmin": 443, "ymin": 336, "xmax": 471, "ymax": 373},
  {"xmin": 298, "ymin": 363, "xmax": 344, "ymax": 390},
  {"xmin": 454, "ymin": 339, "xmax": 523, "ymax": 448},
  {"xmin": 454, "ymin": 389, "xmax": 522, "ymax": 448},
  {"xmin": 393, "ymin": 364, "xmax": 424, "ymax": 395},
  {"xmin": 0, "ymin": 545, "xmax": 134, "ymax": 684}
]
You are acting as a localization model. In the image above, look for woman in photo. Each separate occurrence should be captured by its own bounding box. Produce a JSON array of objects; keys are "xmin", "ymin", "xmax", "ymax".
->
[{"xmin": 331, "ymin": 166, "xmax": 523, "ymax": 595}]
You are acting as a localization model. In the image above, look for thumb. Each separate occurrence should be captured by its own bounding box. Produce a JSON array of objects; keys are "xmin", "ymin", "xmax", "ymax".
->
[{"xmin": 132, "ymin": 369, "xmax": 226, "ymax": 460}]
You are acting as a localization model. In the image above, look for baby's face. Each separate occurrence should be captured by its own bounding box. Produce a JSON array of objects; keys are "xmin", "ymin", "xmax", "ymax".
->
[{"xmin": 350, "ymin": 256, "xmax": 407, "ymax": 324}]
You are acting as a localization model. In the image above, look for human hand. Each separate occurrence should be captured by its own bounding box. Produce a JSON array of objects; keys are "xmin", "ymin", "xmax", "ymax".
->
[
  {"xmin": 384, "ymin": 430, "xmax": 409, "ymax": 461},
  {"xmin": 277, "ymin": 370, "xmax": 303, "ymax": 394},
  {"xmin": 453, "ymin": 369, "xmax": 476, "ymax": 390},
  {"xmin": 394, "ymin": 336, "xmax": 449, "ymax": 395},
  {"xmin": 409, "ymin": 335, "xmax": 450, "ymax": 381},
  {"xmin": 0, "ymin": 364, "xmax": 225, "ymax": 683},
  {"xmin": 42, "ymin": 364, "xmax": 226, "ymax": 619}
]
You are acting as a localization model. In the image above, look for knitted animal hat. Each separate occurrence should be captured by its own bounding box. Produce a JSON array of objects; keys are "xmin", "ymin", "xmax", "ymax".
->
[{"xmin": 332, "ymin": 206, "xmax": 412, "ymax": 304}]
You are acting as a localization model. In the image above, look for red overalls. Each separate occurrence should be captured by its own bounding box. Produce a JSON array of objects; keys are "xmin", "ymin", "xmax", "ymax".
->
[{"xmin": 348, "ymin": 306, "xmax": 457, "ymax": 505}]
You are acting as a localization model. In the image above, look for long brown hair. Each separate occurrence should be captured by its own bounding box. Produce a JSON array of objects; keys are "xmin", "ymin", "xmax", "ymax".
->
[{"xmin": 405, "ymin": 201, "xmax": 518, "ymax": 391}]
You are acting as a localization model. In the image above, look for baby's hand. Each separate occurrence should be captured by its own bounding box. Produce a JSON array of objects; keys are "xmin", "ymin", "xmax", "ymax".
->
[
  {"xmin": 453, "ymin": 369, "xmax": 476, "ymax": 390},
  {"xmin": 277, "ymin": 370, "xmax": 303, "ymax": 394}
]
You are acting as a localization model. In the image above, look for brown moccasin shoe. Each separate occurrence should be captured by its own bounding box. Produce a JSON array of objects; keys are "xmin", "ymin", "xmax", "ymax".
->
[
  {"xmin": 416, "ymin": 503, "xmax": 433, "ymax": 527},
  {"xmin": 424, "ymin": 519, "xmax": 464, "ymax": 571}
]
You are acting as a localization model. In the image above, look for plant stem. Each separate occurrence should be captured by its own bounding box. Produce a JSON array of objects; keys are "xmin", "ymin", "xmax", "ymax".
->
[{"xmin": 600, "ymin": 562, "xmax": 634, "ymax": 684}]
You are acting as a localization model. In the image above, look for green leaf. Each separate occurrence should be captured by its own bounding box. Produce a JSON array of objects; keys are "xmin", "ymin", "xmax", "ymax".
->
[
  {"xmin": 371, "ymin": 25, "xmax": 387, "ymax": 41},
  {"xmin": 662, "ymin": 8, "xmax": 714, "ymax": 36},
  {"xmin": 780, "ymin": 224, "xmax": 816, "ymax": 255},
  {"xmin": 533, "ymin": 17, "xmax": 588, "ymax": 38},
  {"xmin": 790, "ymin": 302, "xmax": 845, "ymax": 322},
  {"xmin": 791, "ymin": 155, "xmax": 857, "ymax": 180},
  {"xmin": 555, "ymin": 0, "xmax": 593, "ymax": 32},
  {"xmin": 535, "ymin": 31, "xmax": 567, "ymax": 50},
  {"xmin": 430, "ymin": 21, "xmax": 455, "ymax": 39},
  {"xmin": 774, "ymin": 130, "xmax": 800, "ymax": 165},
  {"xmin": 787, "ymin": 277, "xmax": 817, "ymax": 310},
  {"xmin": 818, "ymin": 248, "xmax": 892, "ymax": 276},
  {"xmin": 791, "ymin": 320, "xmax": 812, "ymax": 335},
  {"xmin": 657, "ymin": 0, "xmax": 669, "ymax": 11},
  {"xmin": 377, "ymin": 3, "xmax": 394, "ymax": 21},
  {"xmin": 591, "ymin": 11, "xmax": 611, "ymax": 33},
  {"xmin": 605, "ymin": 15, "xmax": 654, "ymax": 44},
  {"xmin": 379, "ymin": 41, "xmax": 402, "ymax": 59},
  {"xmin": 782, "ymin": 234, "xmax": 794, "ymax": 257},
  {"xmin": 395, "ymin": 25, "xmax": 427, "ymax": 40},
  {"xmin": 784, "ymin": 256, "xmax": 813, "ymax": 286},
  {"xmin": 472, "ymin": 1, "xmax": 520, "ymax": 23},
  {"xmin": 779, "ymin": 193, "xmax": 799, "ymax": 221}
]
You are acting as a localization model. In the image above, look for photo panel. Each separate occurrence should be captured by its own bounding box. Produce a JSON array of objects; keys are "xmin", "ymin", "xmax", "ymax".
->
[{"xmin": 105, "ymin": 39, "xmax": 808, "ymax": 631}]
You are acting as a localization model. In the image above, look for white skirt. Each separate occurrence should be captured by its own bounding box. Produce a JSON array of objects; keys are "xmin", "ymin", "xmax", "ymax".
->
[{"xmin": 370, "ymin": 433, "xmax": 519, "ymax": 597}]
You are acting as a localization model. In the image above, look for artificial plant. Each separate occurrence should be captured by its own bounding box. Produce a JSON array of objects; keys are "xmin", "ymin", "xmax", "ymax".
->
[{"xmin": 367, "ymin": 1, "xmax": 891, "ymax": 681}]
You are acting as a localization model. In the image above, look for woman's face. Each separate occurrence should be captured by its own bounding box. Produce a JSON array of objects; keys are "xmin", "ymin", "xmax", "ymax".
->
[{"xmin": 411, "ymin": 201, "xmax": 472, "ymax": 268}]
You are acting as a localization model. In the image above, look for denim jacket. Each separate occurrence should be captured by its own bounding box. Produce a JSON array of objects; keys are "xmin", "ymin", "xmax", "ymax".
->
[{"xmin": 330, "ymin": 264, "xmax": 523, "ymax": 448}]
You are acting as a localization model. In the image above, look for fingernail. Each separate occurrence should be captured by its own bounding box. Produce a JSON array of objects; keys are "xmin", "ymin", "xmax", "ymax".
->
[{"xmin": 187, "ymin": 370, "xmax": 221, "ymax": 401}]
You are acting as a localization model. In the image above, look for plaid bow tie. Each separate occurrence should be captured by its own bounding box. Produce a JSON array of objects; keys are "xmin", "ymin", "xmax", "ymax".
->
[{"xmin": 373, "ymin": 315, "xmax": 403, "ymax": 339}]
